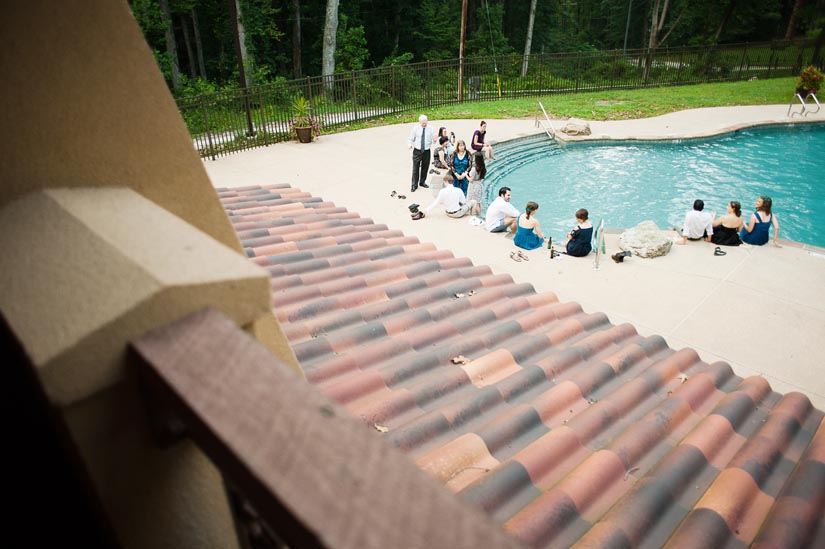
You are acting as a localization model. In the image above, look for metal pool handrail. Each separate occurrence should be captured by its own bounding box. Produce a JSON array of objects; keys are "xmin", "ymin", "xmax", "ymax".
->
[{"xmin": 534, "ymin": 102, "xmax": 557, "ymax": 140}]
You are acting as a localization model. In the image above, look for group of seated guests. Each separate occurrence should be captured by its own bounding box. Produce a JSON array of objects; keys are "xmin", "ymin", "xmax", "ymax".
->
[{"xmin": 680, "ymin": 196, "xmax": 780, "ymax": 247}]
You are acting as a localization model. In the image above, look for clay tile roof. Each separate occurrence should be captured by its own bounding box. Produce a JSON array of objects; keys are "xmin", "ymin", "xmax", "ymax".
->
[{"xmin": 219, "ymin": 184, "xmax": 825, "ymax": 548}]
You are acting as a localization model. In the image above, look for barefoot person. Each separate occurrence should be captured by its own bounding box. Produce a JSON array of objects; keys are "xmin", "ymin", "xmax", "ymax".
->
[
  {"xmin": 711, "ymin": 201, "xmax": 744, "ymax": 246},
  {"xmin": 471, "ymin": 121, "xmax": 495, "ymax": 160},
  {"xmin": 679, "ymin": 199, "xmax": 714, "ymax": 244},
  {"xmin": 740, "ymin": 195, "xmax": 780, "ymax": 246},
  {"xmin": 485, "ymin": 186, "xmax": 520, "ymax": 233},
  {"xmin": 423, "ymin": 174, "xmax": 469, "ymax": 218},
  {"xmin": 514, "ymin": 202, "xmax": 545, "ymax": 250},
  {"xmin": 565, "ymin": 208, "xmax": 593, "ymax": 256}
]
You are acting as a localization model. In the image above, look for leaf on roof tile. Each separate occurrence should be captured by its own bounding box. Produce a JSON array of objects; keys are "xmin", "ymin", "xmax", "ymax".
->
[
  {"xmin": 373, "ymin": 423, "xmax": 389, "ymax": 433},
  {"xmin": 677, "ymin": 373, "xmax": 689, "ymax": 383},
  {"xmin": 451, "ymin": 355, "xmax": 471, "ymax": 365},
  {"xmin": 454, "ymin": 292, "xmax": 466, "ymax": 298}
]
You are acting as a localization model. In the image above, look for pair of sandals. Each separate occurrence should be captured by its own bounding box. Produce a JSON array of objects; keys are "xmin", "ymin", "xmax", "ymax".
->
[
  {"xmin": 510, "ymin": 250, "xmax": 530, "ymax": 262},
  {"xmin": 390, "ymin": 190, "xmax": 407, "ymax": 200},
  {"xmin": 714, "ymin": 246, "xmax": 727, "ymax": 256}
]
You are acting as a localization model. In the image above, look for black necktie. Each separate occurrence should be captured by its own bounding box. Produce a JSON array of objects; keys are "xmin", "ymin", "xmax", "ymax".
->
[{"xmin": 420, "ymin": 127, "xmax": 425, "ymax": 150}]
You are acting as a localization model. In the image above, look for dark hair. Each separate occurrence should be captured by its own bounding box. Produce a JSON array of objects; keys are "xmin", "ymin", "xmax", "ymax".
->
[
  {"xmin": 480, "ymin": 120, "xmax": 487, "ymax": 127},
  {"xmin": 758, "ymin": 195, "xmax": 773, "ymax": 215},
  {"xmin": 729, "ymin": 201, "xmax": 741, "ymax": 217},
  {"xmin": 498, "ymin": 186, "xmax": 510, "ymax": 197},
  {"xmin": 439, "ymin": 135, "xmax": 449, "ymax": 145},
  {"xmin": 475, "ymin": 155, "xmax": 487, "ymax": 179},
  {"xmin": 438, "ymin": 126, "xmax": 447, "ymax": 137},
  {"xmin": 525, "ymin": 201, "xmax": 539, "ymax": 219},
  {"xmin": 693, "ymin": 199, "xmax": 705, "ymax": 211},
  {"xmin": 575, "ymin": 208, "xmax": 589, "ymax": 221}
]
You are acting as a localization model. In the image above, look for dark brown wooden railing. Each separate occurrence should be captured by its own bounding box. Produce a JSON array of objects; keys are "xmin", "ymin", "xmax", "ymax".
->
[{"xmin": 131, "ymin": 308, "xmax": 522, "ymax": 549}]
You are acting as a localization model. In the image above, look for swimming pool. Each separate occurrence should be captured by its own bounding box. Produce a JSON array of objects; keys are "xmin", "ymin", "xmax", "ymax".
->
[{"xmin": 486, "ymin": 123, "xmax": 825, "ymax": 248}]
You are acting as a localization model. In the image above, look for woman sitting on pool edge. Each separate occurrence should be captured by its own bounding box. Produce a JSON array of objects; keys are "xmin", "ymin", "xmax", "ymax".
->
[
  {"xmin": 514, "ymin": 202, "xmax": 545, "ymax": 251},
  {"xmin": 740, "ymin": 195, "xmax": 780, "ymax": 246},
  {"xmin": 565, "ymin": 208, "xmax": 593, "ymax": 256},
  {"xmin": 710, "ymin": 201, "xmax": 744, "ymax": 246}
]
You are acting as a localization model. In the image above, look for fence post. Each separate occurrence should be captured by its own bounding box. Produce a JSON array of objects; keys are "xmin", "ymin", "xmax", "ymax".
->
[
  {"xmin": 738, "ymin": 43, "xmax": 748, "ymax": 79},
  {"xmin": 351, "ymin": 70, "xmax": 358, "ymax": 122},
  {"xmin": 200, "ymin": 95, "xmax": 216, "ymax": 161},
  {"xmin": 426, "ymin": 60, "xmax": 431, "ymax": 108},
  {"xmin": 258, "ymin": 87, "xmax": 269, "ymax": 147}
]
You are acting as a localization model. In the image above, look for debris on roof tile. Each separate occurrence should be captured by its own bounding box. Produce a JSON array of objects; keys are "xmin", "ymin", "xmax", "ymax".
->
[{"xmin": 219, "ymin": 184, "xmax": 825, "ymax": 548}]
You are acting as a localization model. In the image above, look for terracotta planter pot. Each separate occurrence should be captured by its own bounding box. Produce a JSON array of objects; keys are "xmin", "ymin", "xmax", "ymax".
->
[{"xmin": 295, "ymin": 127, "xmax": 313, "ymax": 143}]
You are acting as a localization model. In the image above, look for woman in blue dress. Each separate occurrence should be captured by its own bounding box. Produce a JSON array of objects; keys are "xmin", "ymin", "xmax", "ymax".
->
[
  {"xmin": 514, "ymin": 201, "xmax": 545, "ymax": 250},
  {"xmin": 450, "ymin": 140, "xmax": 473, "ymax": 196},
  {"xmin": 740, "ymin": 196, "xmax": 780, "ymax": 246},
  {"xmin": 565, "ymin": 208, "xmax": 593, "ymax": 257}
]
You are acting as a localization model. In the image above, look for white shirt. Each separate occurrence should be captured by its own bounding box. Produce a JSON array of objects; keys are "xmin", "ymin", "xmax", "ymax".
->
[
  {"xmin": 408, "ymin": 124, "xmax": 436, "ymax": 151},
  {"xmin": 682, "ymin": 209, "xmax": 714, "ymax": 238},
  {"xmin": 425, "ymin": 185, "xmax": 466, "ymax": 214},
  {"xmin": 485, "ymin": 196, "xmax": 520, "ymax": 231}
]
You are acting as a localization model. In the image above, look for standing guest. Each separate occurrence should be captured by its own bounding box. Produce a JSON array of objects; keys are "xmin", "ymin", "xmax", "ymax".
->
[
  {"xmin": 711, "ymin": 201, "xmax": 744, "ymax": 246},
  {"xmin": 408, "ymin": 114, "xmax": 435, "ymax": 192},
  {"xmin": 565, "ymin": 208, "xmax": 593, "ymax": 256},
  {"xmin": 740, "ymin": 195, "xmax": 781, "ymax": 246},
  {"xmin": 514, "ymin": 202, "xmax": 545, "ymax": 250},
  {"xmin": 679, "ymin": 199, "xmax": 714, "ymax": 244},
  {"xmin": 485, "ymin": 186, "xmax": 520, "ymax": 233},
  {"xmin": 471, "ymin": 120, "xmax": 495, "ymax": 160},
  {"xmin": 424, "ymin": 174, "xmax": 469, "ymax": 218},
  {"xmin": 467, "ymin": 154, "xmax": 486, "ymax": 217},
  {"xmin": 450, "ymin": 140, "xmax": 473, "ymax": 196}
]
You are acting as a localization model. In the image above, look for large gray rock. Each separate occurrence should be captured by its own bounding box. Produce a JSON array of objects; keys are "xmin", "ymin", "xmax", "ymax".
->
[
  {"xmin": 561, "ymin": 120, "xmax": 591, "ymax": 136},
  {"xmin": 618, "ymin": 221, "xmax": 673, "ymax": 258}
]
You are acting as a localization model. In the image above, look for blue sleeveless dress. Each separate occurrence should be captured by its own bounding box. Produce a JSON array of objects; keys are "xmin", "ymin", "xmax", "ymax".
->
[
  {"xmin": 451, "ymin": 152, "xmax": 471, "ymax": 196},
  {"xmin": 740, "ymin": 213, "xmax": 772, "ymax": 245},
  {"xmin": 514, "ymin": 215, "xmax": 543, "ymax": 250}
]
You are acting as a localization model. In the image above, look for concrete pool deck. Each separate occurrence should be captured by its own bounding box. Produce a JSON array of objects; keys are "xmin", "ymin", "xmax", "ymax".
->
[{"xmin": 204, "ymin": 104, "xmax": 825, "ymax": 409}]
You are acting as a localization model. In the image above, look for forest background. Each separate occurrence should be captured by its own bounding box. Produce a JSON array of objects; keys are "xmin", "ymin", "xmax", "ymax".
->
[{"xmin": 131, "ymin": 0, "xmax": 825, "ymax": 97}]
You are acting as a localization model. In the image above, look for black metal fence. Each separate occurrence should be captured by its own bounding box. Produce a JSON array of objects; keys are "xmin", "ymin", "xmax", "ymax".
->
[{"xmin": 178, "ymin": 39, "xmax": 818, "ymax": 159}]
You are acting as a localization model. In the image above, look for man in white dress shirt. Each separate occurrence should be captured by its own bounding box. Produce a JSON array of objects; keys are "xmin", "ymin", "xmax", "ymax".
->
[
  {"xmin": 680, "ymin": 199, "xmax": 714, "ymax": 244},
  {"xmin": 408, "ymin": 114, "xmax": 435, "ymax": 192},
  {"xmin": 423, "ymin": 174, "xmax": 469, "ymax": 218},
  {"xmin": 485, "ymin": 186, "xmax": 520, "ymax": 233}
]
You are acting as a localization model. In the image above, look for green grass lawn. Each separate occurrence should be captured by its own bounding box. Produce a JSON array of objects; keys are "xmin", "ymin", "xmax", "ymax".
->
[{"xmin": 332, "ymin": 77, "xmax": 797, "ymax": 132}]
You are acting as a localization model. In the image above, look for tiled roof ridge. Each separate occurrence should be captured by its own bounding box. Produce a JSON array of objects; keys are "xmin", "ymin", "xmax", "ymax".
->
[{"xmin": 221, "ymin": 184, "xmax": 825, "ymax": 548}]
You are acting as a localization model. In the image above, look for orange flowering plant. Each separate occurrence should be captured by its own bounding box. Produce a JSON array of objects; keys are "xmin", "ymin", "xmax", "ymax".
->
[{"xmin": 796, "ymin": 65, "xmax": 824, "ymax": 94}]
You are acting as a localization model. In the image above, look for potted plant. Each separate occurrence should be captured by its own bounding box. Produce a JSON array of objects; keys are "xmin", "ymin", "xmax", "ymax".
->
[
  {"xmin": 796, "ymin": 65, "xmax": 824, "ymax": 96},
  {"xmin": 289, "ymin": 95, "xmax": 321, "ymax": 143}
]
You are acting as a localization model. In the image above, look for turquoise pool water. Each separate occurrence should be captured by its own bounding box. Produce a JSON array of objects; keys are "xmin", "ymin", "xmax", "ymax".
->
[{"xmin": 488, "ymin": 123, "xmax": 825, "ymax": 247}]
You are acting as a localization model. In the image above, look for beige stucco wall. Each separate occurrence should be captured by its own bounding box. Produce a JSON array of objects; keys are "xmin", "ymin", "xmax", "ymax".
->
[{"xmin": 0, "ymin": 1, "xmax": 297, "ymax": 546}]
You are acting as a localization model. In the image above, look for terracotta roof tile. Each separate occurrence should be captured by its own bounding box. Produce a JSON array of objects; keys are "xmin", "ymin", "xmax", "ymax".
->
[{"xmin": 221, "ymin": 185, "xmax": 825, "ymax": 547}]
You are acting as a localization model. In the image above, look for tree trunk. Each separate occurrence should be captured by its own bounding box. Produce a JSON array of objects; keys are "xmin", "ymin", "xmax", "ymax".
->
[
  {"xmin": 235, "ymin": 0, "xmax": 252, "ymax": 87},
  {"xmin": 713, "ymin": 0, "xmax": 739, "ymax": 43},
  {"xmin": 180, "ymin": 14, "xmax": 196, "ymax": 78},
  {"xmin": 521, "ymin": 0, "xmax": 538, "ymax": 77},
  {"xmin": 322, "ymin": 0, "xmax": 340, "ymax": 90},
  {"xmin": 192, "ymin": 8, "xmax": 207, "ymax": 80},
  {"xmin": 643, "ymin": 0, "xmax": 669, "ymax": 80},
  {"xmin": 291, "ymin": 0, "xmax": 302, "ymax": 79},
  {"xmin": 158, "ymin": 0, "xmax": 181, "ymax": 91},
  {"xmin": 812, "ymin": 19, "xmax": 825, "ymax": 67},
  {"xmin": 785, "ymin": 0, "xmax": 806, "ymax": 40}
]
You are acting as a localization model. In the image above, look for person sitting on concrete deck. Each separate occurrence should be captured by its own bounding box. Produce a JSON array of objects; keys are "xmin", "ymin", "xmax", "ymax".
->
[
  {"xmin": 711, "ymin": 201, "xmax": 744, "ymax": 246},
  {"xmin": 424, "ymin": 174, "xmax": 469, "ymax": 218},
  {"xmin": 565, "ymin": 208, "xmax": 594, "ymax": 256},
  {"xmin": 679, "ymin": 199, "xmax": 714, "ymax": 244},
  {"xmin": 740, "ymin": 195, "xmax": 781, "ymax": 246},
  {"xmin": 485, "ymin": 186, "xmax": 520, "ymax": 233},
  {"xmin": 514, "ymin": 202, "xmax": 546, "ymax": 251},
  {"xmin": 467, "ymin": 155, "xmax": 486, "ymax": 217},
  {"xmin": 432, "ymin": 136, "xmax": 451, "ymax": 172},
  {"xmin": 435, "ymin": 126, "xmax": 455, "ymax": 158},
  {"xmin": 471, "ymin": 120, "xmax": 495, "ymax": 160}
]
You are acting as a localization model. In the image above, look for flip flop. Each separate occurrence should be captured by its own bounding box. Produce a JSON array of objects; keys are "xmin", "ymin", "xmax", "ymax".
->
[
  {"xmin": 398, "ymin": 194, "xmax": 407, "ymax": 200},
  {"xmin": 714, "ymin": 247, "xmax": 727, "ymax": 256},
  {"xmin": 516, "ymin": 250, "xmax": 530, "ymax": 261},
  {"xmin": 391, "ymin": 190, "xmax": 397, "ymax": 197},
  {"xmin": 509, "ymin": 251, "xmax": 522, "ymax": 262}
]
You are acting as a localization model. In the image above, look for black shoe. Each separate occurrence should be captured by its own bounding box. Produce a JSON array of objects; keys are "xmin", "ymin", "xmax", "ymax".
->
[
  {"xmin": 411, "ymin": 185, "xmax": 418, "ymax": 192},
  {"xmin": 420, "ymin": 182, "xmax": 429, "ymax": 188},
  {"xmin": 612, "ymin": 250, "xmax": 631, "ymax": 263}
]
